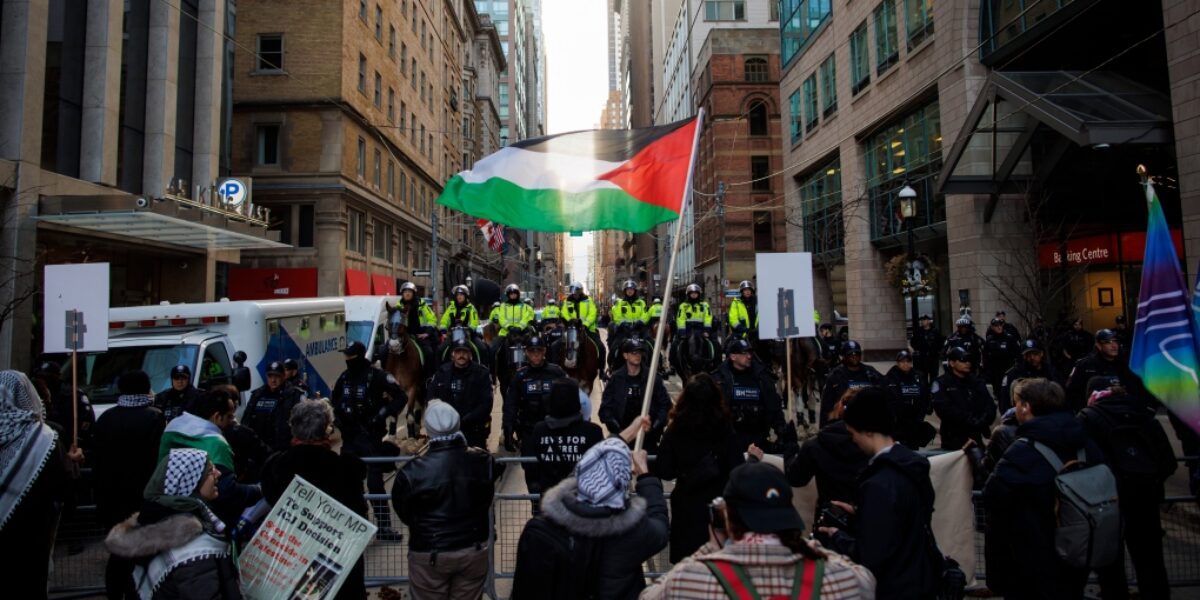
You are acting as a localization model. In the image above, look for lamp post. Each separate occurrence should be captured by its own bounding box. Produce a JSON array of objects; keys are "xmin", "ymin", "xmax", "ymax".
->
[{"xmin": 898, "ymin": 184, "xmax": 919, "ymax": 344}]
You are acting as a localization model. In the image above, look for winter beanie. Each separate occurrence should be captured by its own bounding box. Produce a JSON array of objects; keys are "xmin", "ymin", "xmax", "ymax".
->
[{"xmin": 423, "ymin": 400, "xmax": 461, "ymax": 438}]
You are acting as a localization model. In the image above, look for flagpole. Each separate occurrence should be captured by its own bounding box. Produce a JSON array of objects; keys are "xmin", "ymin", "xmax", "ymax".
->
[{"xmin": 635, "ymin": 108, "xmax": 705, "ymax": 452}]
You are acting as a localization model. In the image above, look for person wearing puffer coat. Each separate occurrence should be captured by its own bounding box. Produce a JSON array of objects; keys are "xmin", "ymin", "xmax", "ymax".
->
[{"xmin": 105, "ymin": 448, "xmax": 242, "ymax": 600}]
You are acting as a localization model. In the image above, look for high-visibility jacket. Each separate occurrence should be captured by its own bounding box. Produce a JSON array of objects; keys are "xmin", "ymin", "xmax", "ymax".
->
[
  {"xmin": 676, "ymin": 301, "xmax": 713, "ymax": 329},
  {"xmin": 495, "ymin": 301, "xmax": 534, "ymax": 336},
  {"xmin": 396, "ymin": 299, "xmax": 438, "ymax": 329},
  {"xmin": 612, "ymin": 298, "xmax": 648, "ymax": 325},
  {"xmin": 561, "ymin": 296, "xmax": 598, "ymax": 332},
  {"xmin": 648, "ymin": 302, "xmax": 664, "ymax": 320},
  {"xmin": 541, "ymin": 305, "xmax": 561, "ymax": 320},
  {"xmin": 728, "ymin": 297, "xmax": 758, "ymax": 333},
  {"xmin": 439, "ymin": 301, "xmax": 480, "ymax": 329}
]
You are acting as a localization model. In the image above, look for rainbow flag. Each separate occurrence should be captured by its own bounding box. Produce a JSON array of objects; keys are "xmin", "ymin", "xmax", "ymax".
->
[{"xmin": 1130, "ymin": 181, "xmax": 1200, "ymax": 435}]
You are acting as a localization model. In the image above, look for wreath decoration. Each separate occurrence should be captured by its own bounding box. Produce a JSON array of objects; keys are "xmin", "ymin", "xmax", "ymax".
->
[{"xmin": 885, "ymin": 253, "xmax": 939, "ymax": 296}]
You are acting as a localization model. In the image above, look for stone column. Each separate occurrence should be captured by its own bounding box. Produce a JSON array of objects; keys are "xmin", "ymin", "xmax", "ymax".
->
[
  {"xmin": 143, "ymin": 0, "xmax": 180, "ymax": 197},
  {"xmin": 0, "ymin": 0, "xmax": 48, "ymax": 162},
  {"xmin": 80, "ymin": 0, "xmax": 123, "ymax": 184},
  {"xmin": 192, "ymin": 0, "xmax": 225, "ymax": 192},
  {"xmin": 1163, "ymin": 0, "xmax": 1200, "ymax": 280}
]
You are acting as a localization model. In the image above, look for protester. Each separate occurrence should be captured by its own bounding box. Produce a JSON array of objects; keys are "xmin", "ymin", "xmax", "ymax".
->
[
  {"xmin": 1080, "ymin": 378, "xmax": 1176, "ymax": 600},
  {"xmin": 982, "ymin": 378, "xmax": 1106, "ymax": 598},
  {"xmin": 522, "ymin": 378, "xmax": 603, "ymax": 501},
  {"xmin": 821, "ymin": 386, "xmax": 940, "ymax": 599},
  {"xmin": 154, "ymin": 364, "xmax": 203, "ymax": 422},
  {"xmin": 392, "ymin": 401, "xmax": 503, "ymax": 600},
  {"xmin": 932, "ymin": 346, "xmax": 996, "ymax": 450},
  {"xmin": 0, "ymin": 371, "xmax": 75, "ymax": 600},
  {"xmin": 91, "ymin": 371, "xmax": 166, "ymax": 599},
  {"xmin": 511, "ymin": 421, "xmax": 669, "ymax": 599},
  {"xmin": 642, "ymin": 462, "xmax": 874, "ymax": 599},
  {"xmin": 782, "ymin": 388, "xmax": 869, "ymax": 527},
  {"xmin": 261, "ymin": 399, "xmax": 368, "ymax": 600},
  {"xmin": 210, "ymin": 384, "xmax": 272, "ymax": 484},
  {"xmin": 819, "ymin": 340, "xmax": 885, "ymax": 426},
  {"xmin": 884, "ymin": 350, "xmax": 936, "ymax": 449},
  {"xmin": 652, "ymin": 374, "xmax": 745, "ymax": 562},
  {"xmin": 105, "ymin": 448, "xmax": 242, "ymax": 599}
]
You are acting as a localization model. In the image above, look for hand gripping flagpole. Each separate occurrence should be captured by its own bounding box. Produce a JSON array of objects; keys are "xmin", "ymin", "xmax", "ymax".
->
[{"xmin": 635, "ymin": 108, "xmax": 705, "ymax": 453}]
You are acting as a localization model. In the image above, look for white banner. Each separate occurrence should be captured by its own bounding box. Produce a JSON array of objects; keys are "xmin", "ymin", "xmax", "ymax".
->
[
  {"xmin": 754, "ymin": 253, "xmax": 815, "ymax": 339},
  {"xmin": 43, "ymin": 263, "xmax": 110, "ymax": 353}
]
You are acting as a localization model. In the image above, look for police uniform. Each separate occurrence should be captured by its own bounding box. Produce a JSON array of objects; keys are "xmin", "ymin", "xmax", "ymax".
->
[
  {"xmin": 562, "ymin": 294, "xmax": 605, "ymax": 366},
  {"xmin": 609, "ymin": 295, "xmax": 648, "ymax": 365},
  {"xmin": 931, "ymin": 367, "xmax": 996, "ymax": 450},
  {"xmin": 885, "ymin": 354, "xmax": 935, "ymax": 449},
  {"xmin": 1065, "ymin": 350, "xmax": 1145, "ymax": 413},
  {"xmin": 911, "ymin": 320, "xmax": 945, "ymax": 382},
  {"xmin": 712, "ymin": 359, "xmax": 787, "ymax": 451},
  {"xmin": 727, "ymin": 297, "xmax": 759, "ymax": 340},
  {"xmin": 942, "ymin": 329, "xmax": 984, "ymax": 373},
  {"xmin": 437, "ymin": 300, "xmax": 486, "ymax": 363},
  {"xmin": 819, "ymin": 342, "xmax": 885, "ymax": 426},
  {"xmin": 999, "ymin": 354, "xmax": 1060, "ymax": 409},
  {"xmin": 982, "ymin": 326, "xmax": 1021, "ymax": 397},
  {"xmin": 243, "ymin": 363, "xmax": 305, "ymax": 452},
  {"xmin": 154, "ymin": 365, "xmax": 203, "ymax": 422},
  {"xmin": 428, "ymin": 358, "xmax": 494, "ymax": 448},
  {"xmin": 541, "ymin": 302, "xmax": 561, "ymax": 323},
  {"xmin": 502, "ymin": 360, "xmax": 567, "ymax": 448},
  {"xmin": 598, "ymin": 364, "xmax": 671, "ymax": 448},
  {"xmin": 647, "ymin": 300, "xmax": 664, "ymax": 322}
]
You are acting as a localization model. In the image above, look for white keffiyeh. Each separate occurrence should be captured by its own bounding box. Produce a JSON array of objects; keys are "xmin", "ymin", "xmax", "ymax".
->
[
  {"xmin": 0, "ymin": 370, "xmax": 58, "ymax": 528},
  {"xmin": 162, "ymin": 449, "xmax": 209, "ymax": 497},
  {"xmin": 574, "ymin": 437, "xmax": 632, "ymax": 510}
]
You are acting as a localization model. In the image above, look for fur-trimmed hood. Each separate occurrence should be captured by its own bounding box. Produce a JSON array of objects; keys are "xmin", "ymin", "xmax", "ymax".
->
[
  {"xmin": 540, "ymin": 477, "xmax": 647, "ymax": 538},
  {"xmin": 106, "ymin": 513, "xmax": 204, "ymax": 559}
]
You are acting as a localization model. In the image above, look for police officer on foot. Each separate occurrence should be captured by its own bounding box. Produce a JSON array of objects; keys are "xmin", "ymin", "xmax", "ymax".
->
[
  {"xmin": 819, "ymin": 341, "xmax": 885, "ymax": 426},
  {"xmin": 911, "ymin": 314, "xmax": 945, "ymax": 384},
  {"xmin": 999, "ymin": 339, "xmax": 1060, "ymax": 409},
  {"xmin": 331, "ymin": 340, "xmax": 408, "ymax": 541},
  {"xmin": 943, "ymin": 318, "xmax": 984, "ymax": 373},
  {"xmin": 243, "ymin": 361, "xmax": 306, "ymax": 452},
  {"xmin": 282, "ymin": 358, "xmax": 308, "ymax": 394},
  {"xmin": 502, "ymin": 336, "xmax": 567, "ymax": 452},
  {"xmin": 428, "ymin": 339, "xmax": 494, "ymax": 449},
  {"xmin": 599, "ymin": 338, "xmax": 671, "ymax": 450},
  {"xmin": 932, "ymin": 346, "xmax": 996, "ymax": 451},
  {"xmin": 713, "ymin": 338, "xmax": 790, "ymax": 452},
  {"xmin": 1065, "ymin": 328, "xmax": 1146, "ymax": 413},
  {"xmin": 154, "ymin": 364, "xmax": 203, "ymax": 421},
  {"xmin": 886, "ymin": 350, "xmax": 936, "ymax": 449},
  {"xmin": 982, "ymin": 317, "xmax": 1021, "ymax": 399}
]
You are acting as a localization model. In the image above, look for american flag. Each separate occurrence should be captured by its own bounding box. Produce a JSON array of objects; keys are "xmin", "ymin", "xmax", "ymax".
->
[{"xmin": 477, "ymin": 218, "xmax": 506, "ymax": 252}]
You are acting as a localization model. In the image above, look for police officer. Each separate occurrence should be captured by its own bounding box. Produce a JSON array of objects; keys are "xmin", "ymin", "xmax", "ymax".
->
[
  {"xmin": 727, "ymin": 280, "xmax": 759, "ymax": 341},
  {"xmin": 495, "ymin": 284, "xmax": 536, "ymax": 343},
  {"xmin": 942, "ymin": 318, "xmax": 984, "ymax": 373},
  {"xmin": 243, "ymin": 361, "xmax": 305, "ymax": 452},
  {"xmin": 712, "ymin": 338, "xmax": 789, "ymax": 452},
  {"xmin": 331, "ymin": 340, "xmax": 408, "ymax": 540},
  {"xmin": 885, "ymin": 351, "xmax": 936, "ymax": 449},
  {"xmin": 31, "ymin": 360, "xmax": 95, "ymax": 444},
  {"xmin": 1113, "ymin": 315, "xmax": 1132, "ymax": 363},
  {"xmin": 999, "ymin": 338, "xmax": 1060, "ymax": 409},
  {"xmin": 561, "ymin": 282, "xmax": 605, "ymax": 371},
  {"xmin": 982, "ymin": 318, "xmax": 1021, "ymax": 398},
  {"xmin": 1065, "ymin": 328, "xmax": 1146, "ymax": 413},
  {"xmin": 931, "ymin": 346, "xmax": 996, "ymax": 450},
  {"xmin": 911, "ymin": 314, "xmax": 945, "ymax": 384},
  {"xmin": 599, "ymin": 338, "xmax": 671, "ymax": 449},
  {"xmin": 438, "ymin": 284, "xmax": 484, "ymax": 363},
  {"xmin": 282, "ymin": 358, "xmax": 308, "ymax": 394},
  {"xmin": 540, "ymin": 298, "xmax": 562, "ymax": 328},
  {"xmin": 396, "ymin": 281, "xmax": 438, "ymax": 379},
  {"xmin": 1055, "ymin": 318, "xmax": 1094, "ymax": 375},
  {"xmin": 609, "ymin": 280, "xmax": 648, "ymax": 367},
  {"xmin": 819, "ymin": 340, "xmax": 885, "ymax": 426},
  {"xmin": 813, "ymin": 323, "xmax": 840, "ymax": 384},
  {"xmin": 488, "ymin": 301, "xmax": 502, "ymax": 325},
  {"xmin": 154, "ymin": 364, "xmax": 203, "ymax": 421},
  {"xmin": 990, "ymin": 311, "xmax": 1021, "ymax": 341},
  {"xmin": 671, "ymin": 283, "xmax": 714, "ymax": 371},
  {"xmin": 647, "ymin": 297, "xmax": 665, "ymax": 324},
  {"xmin": 502, "ymin": 336, "xmax": 567, "ymax": 451},
  {"xmin": 428, "ymin": 339, "xmax": 494, "ymax": 448}
]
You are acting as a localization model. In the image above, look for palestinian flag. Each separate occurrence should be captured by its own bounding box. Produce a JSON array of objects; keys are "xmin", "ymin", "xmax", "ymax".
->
[
  {"xmin": 158, "ymin": 412, "xmax": 236, "ymax": 472},
  {"xmin": 438, "ymin": 117, "xmax": 699, "ymax": 232}
]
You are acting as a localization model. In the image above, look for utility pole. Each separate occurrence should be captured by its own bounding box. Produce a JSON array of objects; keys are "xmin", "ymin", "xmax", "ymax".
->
[
  {"xmin": 717, "ymin": 181, "xmax": 727, "ymax": 311},
  {"xmin": 431, "ymin": 209, "xmax": 439, "ymax": 309}
]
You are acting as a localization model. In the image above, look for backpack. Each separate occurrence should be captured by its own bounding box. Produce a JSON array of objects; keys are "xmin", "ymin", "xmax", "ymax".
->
[
  {"xmin": 1080, "ymin": 402, "xmax": 1177, "ymax": 481},
  {"xmin": 512, "ymin": 517, "xmax": 602, "ymax": 599},
  {"xmin": 702, "ymin": 558, "xmax": 821, "ymax": 600},
  {"xmin": 1022, "ymin": 438, "xmax": 1121, "ymax": 569}
]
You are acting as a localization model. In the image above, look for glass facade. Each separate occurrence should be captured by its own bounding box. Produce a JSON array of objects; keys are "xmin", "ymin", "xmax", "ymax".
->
[
  {"xmin": 850, "ymin": 21, "xmax": 870, "ymax": 95},
  {"xmin": 780, "ymin": 0, "xmax": 833, "ymax": 66},
  {"xmin": 799, "ymin": 158, "xmax": 844, "ymax": 257},
  {"xmin": 864, "ymin": 100, "xmax": 944, "ymax": 241},
  {"xmin": 905, "ymin": 0, "xmax": 934, "ymax": 48},
  {"xmin": 789, "ymin": 90, "xmax": 803, "ymax": 144},
  {"xmin": 873, "ymin": 0, "xmax": 899, "ymax": 74},
  {"xmin": 819, "ymin": 53, "xmax": 837, "ymax": 116},
  {"xmin": 803, "ymin": 75, "xmax": 818, "ymax": 131},
  {"xmin": 979, "ymin": 0, "xmax": 1072, "ymax": 58}
]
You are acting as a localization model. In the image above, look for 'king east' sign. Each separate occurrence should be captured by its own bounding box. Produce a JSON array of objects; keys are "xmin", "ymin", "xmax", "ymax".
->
[{"xmin": 1038, "ymin": 229, "xmax": 1185, "ymax": 268}]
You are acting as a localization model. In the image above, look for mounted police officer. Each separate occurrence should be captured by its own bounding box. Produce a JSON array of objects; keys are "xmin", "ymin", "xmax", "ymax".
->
[
  {"xmin": 396, "ymin": 281, "xmax": 438, "ymax": 380},
  {"xmin": 599, "ymin": 338, "xmax": 671, "ymax": 450},
  {"xmin": 561, "ymin": 282, "xmax": 605, "ymax": 378},
  {"xmin": 818, "ymin": 340, "xmax": 885, "ymax": 426},
  {"xmin": 727, "ymin": 280, "xmax": 759, "ymax": 342},
  {"xmin": 494, "ymin": 284, "xmax": 535, "ymax": 345},
  {"xmin": 647, "ymin": 297, "xmax": 664, "ymax": 324},
  {"xmin": 154, "ymin": 364, "xmax": 203, "ymax": 421},
  {"xmin": 428, "ymin": 338, "xmax": 494, "ymax": 448},
  {"xmin": 712, "ymin": 338, "xmax": 790, "ymax": 452},
  {"xmin": 438, "ymin": 284, "xmax": 486, "ymax": 364},
  {"xmin": 540, "ymin": 298, "xmax": 562, "ymax": 329},
  {"xmin": 242, "ymin": 361, "xmax": 305, "ymax": 452},
  {"xmin": 502, "ymin": 336, "xmax": 566, "ymax": 452},
  {"xmin": 671, "ymin": 283, "xmax": 715, "ymax": 373},
  {"xmin": 331, "ymin": 340, "xmax": 408, "ymax": 541},
  {"xmin": 609, "ymin": 280, "xmax": 648, "ymax": 368}
]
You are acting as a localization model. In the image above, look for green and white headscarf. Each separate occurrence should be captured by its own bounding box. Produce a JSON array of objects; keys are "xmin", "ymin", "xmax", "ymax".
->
[{"xmin": 144, "ymin": 448, "xmax": 226, "ymax": 534}]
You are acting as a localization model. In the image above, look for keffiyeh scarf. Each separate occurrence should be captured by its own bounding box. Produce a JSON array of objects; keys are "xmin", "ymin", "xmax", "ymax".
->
[
  {"xmin": 144, "ymin": 448, "xmax": 226, "ymax": 535},
  {"xmin": 574, "ymin": 437, "xmax": 632, "ymax": 510},
  {"xmin": 0, "ymin": 370, "xmax": 57, "ymax": 529},
  {"xmin": 117, "ymin": 394, "xmax": 155, "ymax": 408}
]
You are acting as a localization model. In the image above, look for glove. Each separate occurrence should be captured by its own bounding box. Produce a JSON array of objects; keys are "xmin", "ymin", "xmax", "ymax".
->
[{"xmin": 503, "ymin": 429, "xmax": 517, "ymax": 452}]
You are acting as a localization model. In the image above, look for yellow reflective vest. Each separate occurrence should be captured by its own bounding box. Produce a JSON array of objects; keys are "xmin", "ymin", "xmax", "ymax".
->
[
  {"xmin": 675, "ymin": 301, "xmax": 713, "ymax": 329},
  {"xmin": 541, "ymin": 305, "xmax": 561, "ymax": 320},
  {"xmin": 561, "ymin": 296, "xmax": 598, "ymax": 332},
  {"xmin": 728, "ymin": 298, "xmax": 758, "ymax": 332},
  {"xmin": 612, "ymin": 298, "xmax": 649, "ymax": 325},
  {"xmin": 495, "ymin": 301, "xmax": 534, "ymax": 336},
  {"xmin": 439, "ymin": 302, "xmax": 480, "ymax": 329}
]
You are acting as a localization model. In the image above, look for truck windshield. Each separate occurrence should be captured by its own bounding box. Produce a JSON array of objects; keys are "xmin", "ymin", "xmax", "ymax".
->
[{"xmin": 74, "ymin": 345, "xmax": 200, "ymax": 405}]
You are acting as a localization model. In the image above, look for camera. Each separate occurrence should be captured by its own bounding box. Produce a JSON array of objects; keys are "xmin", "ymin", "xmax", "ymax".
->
[
  {"xmin": 817, "ymin": 505, "xmax": 851, "ymax": 532},
  {"xmin": 135, "ymin": 197, "xmax": 149, "ymax": 208}
]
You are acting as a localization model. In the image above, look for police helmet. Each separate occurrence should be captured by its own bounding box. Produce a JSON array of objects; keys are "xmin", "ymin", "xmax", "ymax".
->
[
  {"xmin": 569, "ymin": 282, "xmax": 584, "ymax": 295},
  {"xmin": 738, "ymin": 280, "xmax": 754, "ymax": 292},
  {"xmin": 452, "ymin": 284, "xmax": 470, "ymax": 297},
  {"xmin": 896, "ymin": 350, "xmax": 913, "ymax": 362},
  {"xmin": 505, "ymin": 284, "xmax": 521, "ymax": 296},
  {"xmin": 526, "ymin": 336, "xmax": 548, "ymax": 350},
  {"xmin": 955, "ymin": 317, "xmax": 972, "ymax": 328},
  {"xmin": 685, "ymin": 283, "xmax": 702, "ymax": 295},
  {"xmin": 342, "ymin": 341, "xmax": 367, "ymax": 358},
  {"xmin": 1021, "ymin": 338, "xmax": 1043, "ymax": 353},
  {"xmin": 622, "ymin": 280, "xmax": 637, "ymax": 291},
  {"xmin": 547, "ymin": 299, "xmax": 557, "ymax": 305},
  {"xmin": 990, "ymin": 318, "xmax": 1004, "ymax": 327},
  {"xmin": 652, "ymin": 297, "xmax": 662, "ymax": 303},
  {"xmin": 400, "ymin": 281, "xmax": 418, "ymax": 294},
  {"xmin": 727, "ymin": 338, "xmax": 753, "ymax": 355},
  {"xmin": 266, "ymin": 361, "xmax": 286, "ymax": 375}
]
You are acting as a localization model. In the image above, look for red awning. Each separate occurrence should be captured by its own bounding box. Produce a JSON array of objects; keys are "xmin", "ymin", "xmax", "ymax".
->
[
  {"xmin": 371, "ymin": 274, "xmax": 396, "ymax": 295},
  {"xmin": 227, "ymin": 267, "xmax": 318, "ymax": 300},
  {"xmin": 345, "ymin": 269, "xmax": 370, "ymax": 295}
]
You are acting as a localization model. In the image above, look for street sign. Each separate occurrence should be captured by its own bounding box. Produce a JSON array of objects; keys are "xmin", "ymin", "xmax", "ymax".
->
[
  {"xmin": 413, "ymin": 270, "xmax": 431, "ymax": 277},
  {"xmin": 724, "ymin": 289, "xmax": 738, "ymax": 297},
  {"xmin": 216, "ymin": 178, "xmax": 250, "ymax": 207}
]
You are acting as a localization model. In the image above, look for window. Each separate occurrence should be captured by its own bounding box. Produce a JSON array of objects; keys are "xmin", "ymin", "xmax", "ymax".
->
[
  {"xmin": 770, "ymin": 0, "xmax": 780, "ymax": 21},
  {"xmin": 387, "ymin": 88, "xmax": 395, "ymax": 122},
  {"xmin": 789, "ymin": 90, "xmax": 802, "ymax": 143},
  {"xmin": 374, "ymin": 72, "xmax": 382, "ymax": 107},
  {"xmin": 401, "ymin": 44, "xmax": 408, "ymax": 73},
  {"xmin": 704, "ymin": 1, "xmax": 745, "ymax": 21},
  {"xmin": 744, "ymin": 56, "xmax": 769, "ymax": 82},
  {"xmin": 409, "ymin": 114, "xmax": 416, "ymax": 142},
  {"xmin": 389, "ymin": 26, "xmax": 396, "ymax": 57},
  {"xmin": 400, "ymin": 0, "xmax": 407, "ymax": 17},
  {"xmin": 420, "ymin": 125, "xmax": 426, "ymax": 154},
  {"xmin": 798, "ymin": 158, "xmax": 844, "ymax": 255},
  {"xmin": 256, "ymin": 34, "xmax": 283, "ymax": 72},
  {"xmin": 373, "ymin": 149, "xmax": 382, "ymax": 188},
  {"xmin": 358, "ymin": 54, "xmax": 367, "ymax": 93},
  {"xmin": 421, "ymin": 20, "xmax": 427, "ymax": 48},
  {"xmin": 409, "ymin": 179, "xmax": 416, "ymax": 209},
  {"xmin": 753, "ymin": 211, "xmax": 774, "ymax": 251},
  {"xmin": 411, "ymin": 10, "xmax": 418, "ymax": 31},
  {"xmin": 802, "ymin": 75, "xmax": 818, "ymax": 131},
  {"xmin": 748, "ymin": 102, "xmax": 768, "ymax": 136},
  {"xmin": 400, "ymin": 231, "xmax": 410, "ymax": 266},
  {"xmin": 388, "ymin": 160, "xmax": 395, "ymax": 197},
  {"xmin": 374, "ymin": 220, "xmax": 393, "ymax": 260},
  {"xmin": 358, "ymin": 0, "xmax": 367, "ymax": 21},
  {"xmin": 375, "ymin": 5, "xmax": 383, "ymax": 40},
  {"xmin": 400, "ymin": 170, "xmax": 407, "ymax": 205},
  {"xmin": 420, "ymin": 73, "xmax": 426, "ymax": 103},
  {"xmin": 863, "ymin": 100, "xmax": 944, "ymax": 240},
  {"xmin": 751, "ymin": 156, "xmax": 771, "ymax": 191},
  {"xmin": 428, "ymin": 134, "xmax": 433, "ymax": 159},
  {"xmin": 298, "ymin": 205, "xmax": 314, "ymax": 247},
  {"xmin": 356, "ymin": 137, "xmax": 366, "ymax": 177},
  {"xmin": 850, "ymin": 21, "xmax": 870, "ymax": 94},
  {"xmin": 411, "ymin": 59, "xmax": 418, "ymax": 88},
  {"xmin": 780, "ymin": 0, "xmax": 833, "ymax": 66},
  {"xmin": 270, "ymin": 204, "xmax": 292, "ymax": 244},
  {"xmin": 401, "ymin": 103, "xmax": 408, "ymax": 135},
  {"xmin": 874, "ymin": 0, "xmax": 899, "ymax": 74},
  {"xmin": 905, "ymin": 0, "xmax": 934, "ymax": 48},
  {"xmin": 819, "ymin": 53, "xmax": 837, "ymax": 116},
  {"xmin": 199, "ymin": 343, "xmax": 233, "ymax": 389},
  {"xmin": 256, "ymin": 125, "xmax": 280, "ymax": 166},
  {"xmin": 347, "ymin": 209, "xmax": 366, "ymax": 254}
]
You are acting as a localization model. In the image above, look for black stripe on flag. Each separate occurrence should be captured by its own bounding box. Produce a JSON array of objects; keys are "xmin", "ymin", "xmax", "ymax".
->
[{"xmin": 508, "ymin": 117, "xmax": 694, "ymax": 163}]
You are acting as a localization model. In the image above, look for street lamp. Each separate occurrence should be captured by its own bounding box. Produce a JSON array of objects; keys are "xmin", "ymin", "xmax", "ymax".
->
[{"xmin": 898, "ymin": 184, "xmax": 919, "ymax": 345}]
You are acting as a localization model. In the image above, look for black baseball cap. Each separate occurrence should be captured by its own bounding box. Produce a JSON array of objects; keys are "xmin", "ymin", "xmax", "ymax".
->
[
  {"xmin": 1021, "ymin": 339, "xmax": 1043, "ymax": 353},
  {"xmin": 526, "ymin": 336, "xmax": 547, "ymax": 350},
  {"xmin": 727, "ymin": 338, "xmax": 753, "ymax": 355},
  {"xmin": 990, "ymin": 318, "xmax": 1004, "ymax": 326},
  {"xmin": 266, "ymin": 361, "xmax": 286, "ymax": 375},
  {"xmin": 171, "ymin": 364, "xmax": 192, "ymax": 378},
  {"xmin": 723, "ymin": 463, "xmax": 806, "ymax": 533},
  {"xmin": 620, "ymin": 338, "xmax": 647, "ymax": 354},
  {"xmin": 919, "ymin": 314, "xmax": 932, "ymax": 321},
  {"xmin": 841, "ymin": 340, "xmax": 862, "ymax": 356},
  {"xmin": 342, "ymin": 340, "xmax": 367, "ymax": 357},
  {"xmin": 946, "ymin": 346, "xmax": 970, "ymax": 362},
  {"xmin": 896, "ymin": 350, "xmax": 913, "ymax": 361},
  {"xmin": 1096, "ymin": 329, "xmax": 1118, "ymax": 342},
  {"xmin": 450, "ymin": 338, "xmax": 473, "ymax": 352},
  {"xmin": 282, "ymin": 358, "xmax": 300, "ymax": 370}
]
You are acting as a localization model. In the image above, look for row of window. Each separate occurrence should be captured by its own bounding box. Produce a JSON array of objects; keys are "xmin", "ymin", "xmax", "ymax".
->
[
  {"xmin": 782, "ymin": 0, "xmax": 934, "ymax": 68},
  {"xmin": 354, "ymin": 136, "xmax": 438, "ymax": 216},
  {"xmin": 345, "ymin": 206, "xmax": 429, "ymax": 267},
  {"xmin": 787, "ymin": 52, "xmax": 836, "ymax": 144},
  {"xmin": 703, "ymin": 0, "xmax": 781, "ymax": 23}
]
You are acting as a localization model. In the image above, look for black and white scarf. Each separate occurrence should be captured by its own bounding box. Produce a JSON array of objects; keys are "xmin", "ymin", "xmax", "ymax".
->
[
  {"xmin": 0, "ymin": 370, "xmax": 58, "ymax": 529},
  {"xmin": 118, "ymin": 394, "xmax": 155, "ymax": 408}
]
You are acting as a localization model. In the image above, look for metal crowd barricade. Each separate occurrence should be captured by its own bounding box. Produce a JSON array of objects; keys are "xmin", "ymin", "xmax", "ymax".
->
[{"xmin": 48, "ymin": 455, "xmax": 1200, "ymax": 598}]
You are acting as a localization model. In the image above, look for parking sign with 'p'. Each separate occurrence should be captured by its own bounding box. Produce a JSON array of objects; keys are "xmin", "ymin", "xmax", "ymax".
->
[{"xmin": 218, "ymin": 178, "xmax": 248, "ymax": 207}]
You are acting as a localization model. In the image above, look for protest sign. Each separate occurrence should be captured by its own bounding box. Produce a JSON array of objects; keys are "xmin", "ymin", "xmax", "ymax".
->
[
  {"xmin": 754, "ymin": 253, "xmax": 815, "ymax": 340},
  {"xmin": 239, "ymin": 476, "xmax": 377, "ymax": 599}
]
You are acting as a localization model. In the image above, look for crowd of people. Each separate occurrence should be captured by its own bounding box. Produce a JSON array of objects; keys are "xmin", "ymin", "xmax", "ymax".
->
[{"xmin": 2, "ymin": 286, "xmax": 1197, "ymax": 600}]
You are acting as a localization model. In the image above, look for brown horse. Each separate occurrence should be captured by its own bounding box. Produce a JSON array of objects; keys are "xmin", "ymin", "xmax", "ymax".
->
[
  {"xmin": 770, "ymin": 337, "xmax": 821, "ymax": 437},
  {"xmin": 557, "ymin": 322, "xmax": 601, "ymax": 394},
  {"xmin": 384, "ymin": 305, "xmax": 427, "ymax": 439}
]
